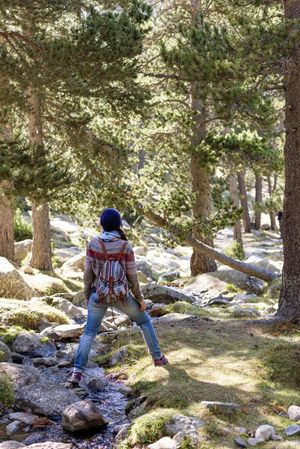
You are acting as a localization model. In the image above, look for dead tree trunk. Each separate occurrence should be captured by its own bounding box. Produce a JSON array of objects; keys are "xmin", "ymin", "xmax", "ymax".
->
[
  {"xmin": 27, "ymin": 87, "xmax": 52, "ymax": 271},
  {"xmin": 238, "ymin": 170, "xmax": 252, "ymax": 233},
  {"xmin": 190, "ymin": 84, "xmax": 217, "ymax": 275},
  {"xmin": 229, "ymin": 171, "xmax": 243, "ymax": 248},
  {"xmin": 277, "ymin": 0, "xmax": 300, "ymax": 321},
  {"xmin": 254, "ymin": 173, "xmax": 263, "ymax": 230}
]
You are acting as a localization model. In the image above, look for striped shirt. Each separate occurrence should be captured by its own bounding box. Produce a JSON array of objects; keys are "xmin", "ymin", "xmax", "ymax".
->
[{"xmin": 84, "ymin": 237, "xmax": 143, "ymax": 302}]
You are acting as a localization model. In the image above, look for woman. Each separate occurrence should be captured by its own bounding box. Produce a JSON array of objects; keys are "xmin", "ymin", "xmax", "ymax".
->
[{"xmin": 67, "ymin": 208, "xmax": 168, "ymax": 387}]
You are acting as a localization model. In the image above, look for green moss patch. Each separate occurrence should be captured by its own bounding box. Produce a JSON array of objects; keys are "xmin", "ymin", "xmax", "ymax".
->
[{"xmin": 0, "ymin": 373, "xmax": 15, "ymax": 407}]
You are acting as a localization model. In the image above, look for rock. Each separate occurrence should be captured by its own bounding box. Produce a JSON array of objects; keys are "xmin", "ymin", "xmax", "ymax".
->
[
  {"xmin": 49, "ymin": 297, "xmax": 86, "ymax": 321},
  {"xmin": 248, "ymin": 437, "xmax": 265, "ymax": 446},
  {"xmin": 22, "ymin": 265, "xmax": 34, "ymax": 275},
  {"xmin": 69, "ymin": 291, "xmax": 86, "ymax": 307},
  {"xmin": 11, "ymin": 352, "xmax": 23, "ymax": 364},
  {"xmin": 165, "ymin": 414, "xmax": 204, "ymax": 445},
  {"xmin": 0, "ymin": 257, "xmax": 35, "ymax": 300},
  {"xmin": 87, "ymin": 378, "xmax": 106, "ymax": 392},
  {"xmin": 200, "ymin": 401, "xmax": 239, "ymax": 415},
  {"xmin": 21, "ymin": 433, "xmax": 44, "ymax": 445},
  {"xmin": 288, "ymin": 405, "xmax": 300, "ymax": 421},
  {"xmin": 12, "ymin": 333, "xmax": 42, "ymax": 354},
  {"xmin": 0, "ymin": 442, "xmax": 25, "ymax": 449},
  {"xmin": 62, "ymin": 399, "xmax": 108, "ymax": 432},
  {"xmin": 115, "ymin": 424, "xmax": 130, "ymax": 442},
  {"xmin": 244, "ymin": 255, "xmax": 280, "ymax": 275},
  {"xmin": 153, "ymin": 313, "xmax": 200, "ymax": 323},
  {"xmin": 136, "ymin": 258, "xmax": 154, "ymax": 279},
  {"xmin": 0, "ymin": 363, "xmax": 79, "ymax": 416},
  {"xmin": 33, "ymin": 357, "xmax": 57, "ymax": 367},
  {"xmin": 134, "ymin": 246, "xmax": 148, "ymax": 256},
  {"xmin": 158, "ymin": 271, "xmax": 180, "ymax": 283},
  {"xmin": 149, "ymin": 303, "xmax": 169, "ymax": 317},
  {"xmin": 8, "ymin": 412, "xmax": 39, "ymax": 425},
  {"xmin": 231, "ymin": 306, "xmax": 260, "ymax": 318},
  {"xmin": 110, "ymin": 346, "xmax": 128, "ymax": 366},
  {"xmin": 213, "ymin": 268, "xmax": 265, "ymax": 295},
  {"xmin": 14, "ymin": 240, "xmax": 33, "ymax": 264},
  {"xmin": 267, "ymin": 278, "xmax": 281, "ymax": 299},
  {"xmin": 285, "ymin": 424, "xmax": 300, "ymax": 436},
  {"xmin": 233, "ymin": 293, "xmax": 258, "ymax": 303},
  {"xmin": 137, "ymin": 271, "xmax": 148, "ymax": 283},
  {"xmin": 142, "ymin": 283, "xmax": 194, "ymax": 304},
  {"xmin": 234, "ymin": 437, "xmax": 248, "ymax": 448},
  {"xmin": 255, "ymin": 424, "xmax": 276, "ymax": 441},
  {"xmin": 148, "ymin": 437, "xmax": 178, "ymax": 449},
  {"xmin": 26, "ymin": 444, "xmax": 72, "ymax": 449},
  {"xmin": 185, "ymin": 273, "xmax": 229, "ymax": 298},
  {"xmin": 6, "ymin": 420, "xmax": 21, "ymax": 434},
  {"xmin": 61, "ymin": 254, "xmax": 85, "ymax": 272},
  {"xmin": 51, "ymin": 324, "xmax": 84, "ymax": 339},
  {"xmin": 206, "ymin": 297, "xmax": 231, "ymax": 307},
  {"xmin": 0, "ymin": 341, "xmax": 12, "ymax": 362}
]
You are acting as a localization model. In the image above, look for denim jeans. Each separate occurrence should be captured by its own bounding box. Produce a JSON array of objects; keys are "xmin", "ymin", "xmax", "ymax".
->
[{"xmin": 74, "ymin": 292, "xmax": 162, "ymax": 372}]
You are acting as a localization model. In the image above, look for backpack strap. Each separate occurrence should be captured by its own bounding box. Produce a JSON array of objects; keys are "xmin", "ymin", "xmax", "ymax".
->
[
  {"xmin": 117, "ymin": 242, "xmax": 128, "ymax": 262},
  {"xmin": 99, "ymin": 238, "xmax": 108, "ymax": 260}
]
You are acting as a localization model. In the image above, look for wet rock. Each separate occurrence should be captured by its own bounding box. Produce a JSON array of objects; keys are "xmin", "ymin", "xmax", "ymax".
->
[
  {"xmin": 142, "ymin": 283, "xmax": 194, "ymax": 304},
  {"xmin": 165, "ymin": 414, "xmax": 204, "ymax": 445},
  {"xmin": 200, "ymin": 401, "xmax": 239, "ymax": 415},
  {"xmin": 8, "ymin": 412, "xmax": 39, "ymax": 425},
  {"xmin": 6, "ymin": 420, "xmax": 21, "ymax": 434},
  {"xmin": 0, "ymin": 442, "xmax": 25, "ymax": 449},
  {"xmin": 110, "ymin": 346, "xmax": 128, "ymax": 366},
  {"xmin": 285, "ymin": 424, "xmax": 300, "ymax": 436},
  {"xmin": 62, "ymin": 399, "xmax": 108, "ymax": 432},
  {"xmin": 14, "ymin": 240, "xmax": 32, "ymax": 265},
  {"xmin": 255, "ymin": 424, "xmax": 276, "ymax": 441},
  {"xmin": 51, "ymin": 324, "xmax": 84, "ymax": 339},
  {"xmin": 0, "ymin": 341, "xmax": 12, "ymax": 362},
  {"xmin": 12, "ymin": 333, "xmax": 42, "ymax": 354},
  {"xmin": 33, "ymin": 357, "xmax": 57, "ymax": 367},
  {"xmin": 234, "ymin": 437, "xmax": 247, "ymax": 448},
  {"xmin": 87, "ymin": 378, "xmax": 106, "ymax": 392},
  {"xmin": 288, "ymin": 405, "xmax": 300, "ymax": 421},
  {"xmin": 0, "ymin": 257, "xmax": 35, "ymax": 300},
  {"xmin": 61, "ymin": 254, "xmax": 85, "ymax": 272},
  {"xmin": 148, "ymin": 437, "xmax": 178, "ymax": 449}
]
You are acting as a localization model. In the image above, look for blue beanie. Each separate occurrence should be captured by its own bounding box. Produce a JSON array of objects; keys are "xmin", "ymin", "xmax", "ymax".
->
[{"xmin": 100, "ymin": 208, "xmax": 122, "ymax": 232}]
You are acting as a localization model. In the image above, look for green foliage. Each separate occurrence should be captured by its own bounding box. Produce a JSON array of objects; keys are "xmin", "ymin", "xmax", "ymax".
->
[
  {"xmin": 224, "ymin": 241, "xmax": 245, "ymax": 261},
  {"xmin": 14, "ymin": 208, "xmax": 32, "ymax": 241},
  {"xmin": 0, "ymin": 373, "xmax": 15, "ymax": 408},
  {"xmin": 0, "ymin": 326, "xmax": 24, "ymax": 345}
]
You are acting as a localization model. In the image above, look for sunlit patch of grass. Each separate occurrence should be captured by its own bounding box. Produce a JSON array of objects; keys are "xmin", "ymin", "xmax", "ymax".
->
[{"xmin": 0, "ymin": 373, "xmax": 15, "ymax": 407}]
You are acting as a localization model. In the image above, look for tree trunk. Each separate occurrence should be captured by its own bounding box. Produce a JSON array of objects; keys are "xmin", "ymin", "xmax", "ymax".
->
[
  {"xmin": 277, "ymin": 0, "xmax": 300, "ymax": 321},
  {"xmin": 190, "ymin": 85, "xmax": 217, "ymax": 275},
  {"xmin": 0, "ymin": 180, "xmax": 14, "ymax": 260},
  {"xmin": 27, "ymin": 87, "xmax": 52, "ymax": 271},
  {"xmin": 267, "ymin": 175, "xmax": 278, "ymax": 231},
  {"xmin": 229, "ymin": 171, "xmax": 243, "ymax": 248},
  {"xmin": 254, "ymin": 173, "xmax": 263, "ymax": 230},
  {"xmin": 238, "ymin": 170, "xmax": 252, "ymax": 233}
]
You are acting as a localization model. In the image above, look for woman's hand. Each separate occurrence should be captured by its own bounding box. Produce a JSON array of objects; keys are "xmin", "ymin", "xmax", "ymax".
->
[{"xmin": 139, "ymin": 299, "xmax": 147, "ymax": 312}]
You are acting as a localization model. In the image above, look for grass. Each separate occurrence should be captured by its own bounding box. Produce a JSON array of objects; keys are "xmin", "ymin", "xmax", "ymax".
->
[
  {"xmin": 0, "ymin": 325, "xmax": 25, "ymax": 344},
  {"xmin": 14, "ymin": 209, "xmax": 32, "ymax": 242},
  {"xmin": 0, "ymin": 298, "xmax": 69, "ymax": 331},
  {"xmin": 95, "ymin": 318, "xmax": 300, "ymax": 448},
  {"xmin": 0, "ymin": 373, "xmax": 15, "ymax": 407}
]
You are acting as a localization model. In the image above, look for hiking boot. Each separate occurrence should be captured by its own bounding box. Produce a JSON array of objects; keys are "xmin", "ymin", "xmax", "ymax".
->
[
  {"xmin": 65, "ymin": 371, "xmax": 82, "ymax": 388},
  {"xmin": 154, "ymin": 355, "xmax": 168, "ymax": 367}
]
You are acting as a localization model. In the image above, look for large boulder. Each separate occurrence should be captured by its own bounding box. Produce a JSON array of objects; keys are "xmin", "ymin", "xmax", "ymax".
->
[
  {"xmin": 142, "ymin": 283, "xmax": 194, "ymax": 304},
  {"xmin": 12, "ymin": 332, "xmax": 42, "ymax": 354},
  {"xmin": 244, "ymin": 255, "xmax": 280, "ymax": 275},
  {"xmin": 136, "ymin": 257, "xmax": 154, "ymax": 279},
  {"xmin": 184, "ymin": 273, "xmax": 229, "ymax": 299},
  {"xmin": 50, "ymin": 324, "xmax": 84, "ymax": 339},
  {"xmin": 14, "ymin": 240, "xmax": 33, "ymax": 265},
  {"xmin": 62, "ymin": 400, "xmax": 108, "ymax": 432},
  {"xmin": 0, "ymin": 363, "xmax": 79, "ymax": 417},
  {"xmin": 0, "ymin": 257, "xmax": 35, "ymax": 300},
  {"xmin": 61, "ymin": 254, "xmax": 85, "ymax": 272},
  {"xmin": 209, "ymin": 268, "xmax": 265, "ymax": 295}
]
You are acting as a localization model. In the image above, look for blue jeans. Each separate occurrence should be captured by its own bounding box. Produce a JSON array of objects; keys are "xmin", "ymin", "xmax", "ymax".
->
[{"xmin": 74, "ymin": 293, "xmax": 162, "ymax": 372}]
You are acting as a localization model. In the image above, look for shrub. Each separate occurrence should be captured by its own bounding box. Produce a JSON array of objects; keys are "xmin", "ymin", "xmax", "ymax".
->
[
  {"xmin": 14, "ymin": 209, "xmax": 33, "ymax": 241},
  {"xmin": 0, "ymin": 373, "xmax": 15, "ymax": 407},
  {"xmin": 224, "ymin": 241, "xmax": 245, "ymax": 261}
]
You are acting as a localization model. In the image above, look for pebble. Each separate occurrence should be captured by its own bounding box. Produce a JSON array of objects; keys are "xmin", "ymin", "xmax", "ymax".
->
[
  {"xmin": 234, "ymin": 437, "xmax": 247, "ymax": 448},
  {"xmin": 285, "ymin": 424, "xmax": 300, "ymax": 436},
  {"xmin": 255, "ymin": 424, "xmax": 276, "ymax": 441},
  {"xmin": 288, "ymin": 405, "xmax": 300, "ymax": 421},
  {"xmin": 6, "ymin": 421, "xmax": 21, "ymax": 435}
]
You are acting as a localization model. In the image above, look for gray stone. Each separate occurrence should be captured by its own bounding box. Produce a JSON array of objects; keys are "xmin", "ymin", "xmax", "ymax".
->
[
  {"xmin": 110, "ymin": 346, "xmax": 128, "ymax": 366},
  {"xmin": 61, "ymin": 254, "xmax": 85, "ymax": 272},
  {"xmin": 12, "ymin": 333, "xmax": 42, "ymax": 354},
  {"xmin": 136, "ymin": 258, "xmax": 154, "ymax": 279},
  {"xmin": 21, "ymin": 433, "xmax": 44, "ymax": 445},
  {"xmin": 0, "ymin": 341, "xmax": 12, "ymax": 362},
  {"xmin": 14, "ymin": 240, "xmax": 32, "ymax": 264},
  {"xmin": 165, "ymin": 414, "xmax": 204, "ymax": 445},
  {"xmin": 184, "ymin": 273, "xmax": 228, "ymax": 298},
  {"xmin": 6, "ymin": 420, "xmax": 21, "ymax": 434},
  {"xmin": 51, "ymin": 324, "xmax": 84, "ymax": 339},
  {"xmin": 0, "ymin": 442, "xmax": 25, "ymax": 449},
  {"xmin": 206, "ymin": 297, "xmax": 231, "ymax": 307},
  {"xmin": 267, "ymin": 278, "xmax": 281, "ymax": 299},
  {"xmin": 48, "ymin": 297, "xmax": 86, "ymax": 321},
  {"xmin": 158, "ymin": 271, "xmax": 181, "ymax": 283},
  {"xmin": 149, "ymin": 303, "xmax": 169, "ymax": 317},
  {"xmin": 288, "ymin": 405, "xmax": 300, "ymax": 421},
  {"xmin": 214, "ymin": 268, "xmax": 265, "ymax": 295},
  {"xmin": 255, "ymin": 424, "xmax": 276, "ymax": 441},
  {"xmin": 148, "ymin": 437, "xmax": 178, "ymax": 449},
  {"xmin": 27, "ymin": 444, "xmax": 72, "ymax": 449},
  {"xmin": 231, "ymin": 306, "xmax": 260, "ymax": 318},
  {"xmin": 62, "ymin": 400, "xmax": 108, "ymax": 432},
  {"xmin": 248, "ymin": 437, "xmax": 265, "ymax": 446},
  {"xmin": 87, "ymin": 378, "xmax": 106, "ymax": 392},
  {"xmin": 33, "ymin": 357, "xmax": 57, "ymax": 367},
  {"xmin": 133, "ymin": 246, "xmax": 148, "ymax": 256},
  {"xmin": 200, "ymin": 401, "xmax": 239, "ymax": 415},
  {"xmin": 137, "ymin": 271, "xmax": 148, "ymax": 283},
  {"xmin": 285, "ymin": 424, "xmax": 300, "ymax": 436},
  {"xmin": 142, "ymin": 283, "xmax": 194, "ymax": 304},
  {"xmin": 234, "ymin": 437, "xmax": 247, "ymax": 448},
  {"xmin": 0, "ymin": 257, "xmax": 35, "ymax": 300},
  {"xmin": 8, "ymin": 412, "xmax": 39, "ymax": 425}
]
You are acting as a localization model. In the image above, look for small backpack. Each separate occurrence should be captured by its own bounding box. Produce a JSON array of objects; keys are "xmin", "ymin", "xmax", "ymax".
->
[{"xmin": 97, "ymin": 239, "xmax": 129, "ymax": 302}]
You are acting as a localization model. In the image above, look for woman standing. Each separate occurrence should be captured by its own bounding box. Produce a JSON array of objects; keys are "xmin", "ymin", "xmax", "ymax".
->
[{"xmin": 67, "ymin": 208, "xmax": 168, "ymax": 387}]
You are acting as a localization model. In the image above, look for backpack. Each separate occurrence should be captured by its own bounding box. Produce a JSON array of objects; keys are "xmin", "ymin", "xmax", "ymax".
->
[{"xmin": 97, "ymin": 239, "xmax": 129, "ymax": 302}]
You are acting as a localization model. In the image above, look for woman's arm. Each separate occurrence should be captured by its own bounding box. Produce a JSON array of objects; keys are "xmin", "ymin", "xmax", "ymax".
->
[{"xmin": 83, "ymin": 245, "xmax": 96, "ymax": 301}]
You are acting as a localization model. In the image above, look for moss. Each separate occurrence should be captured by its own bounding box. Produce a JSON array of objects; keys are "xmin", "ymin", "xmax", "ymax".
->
[
  {"xmin": 0, "ymin": 373, "xmax": 15, "ymax": 407},
  {"xmin": 263, "ymin": 343, "xmax": 300, "ymax": 389},
  {"xmin": 165, "ymin": 302, "xmax": 210, "ymax": 318},
  {"xmin": 226, "ymin": 283, "xmax": 243, "ymax": 293},
  {"xmin": 0, "ymin": 325, "xmax": 24, "ymax": 345},
  {"xmin": 127, "ymin": 409, "xmax": 175, "ymax": 446}
]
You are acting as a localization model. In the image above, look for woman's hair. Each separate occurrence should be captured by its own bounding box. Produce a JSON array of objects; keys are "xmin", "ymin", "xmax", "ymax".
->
[{"xmin": 118, "ymin": 228, "xmax": 128, "ymax": 241}]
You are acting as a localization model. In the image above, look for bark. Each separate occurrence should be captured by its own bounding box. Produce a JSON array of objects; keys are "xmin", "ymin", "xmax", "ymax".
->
[
  {"xmin": 27, "ymin": 87, "xmax": 52, "ymax": 271},
  {"xmin": 143, "ymin": 207, "xmax": 276, "ymax": 282},
  {"xmin": 238, "ymin": 170, "xmax": 252, "ymax": 233},
  {"xmin": 277, "ymin": 0, "xmax": 300, "ymax": 321},
  {"xmin": 267, "ymin": 175, "xmax": 278, "ymax": 231},
  {"xmin": 229, "ymin": 171, "xmax": 243, "ymax": 248},
  {"xmin": 190, "ymin": 85, "xmax": 217, "ymax": 275},
  {"xmin": 0, "ymin": 180, "xmax": 14, "ymax": 260},
  {"xmin": 254, "ymin": 173, "xmax": 263, "ymax": 230}
]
